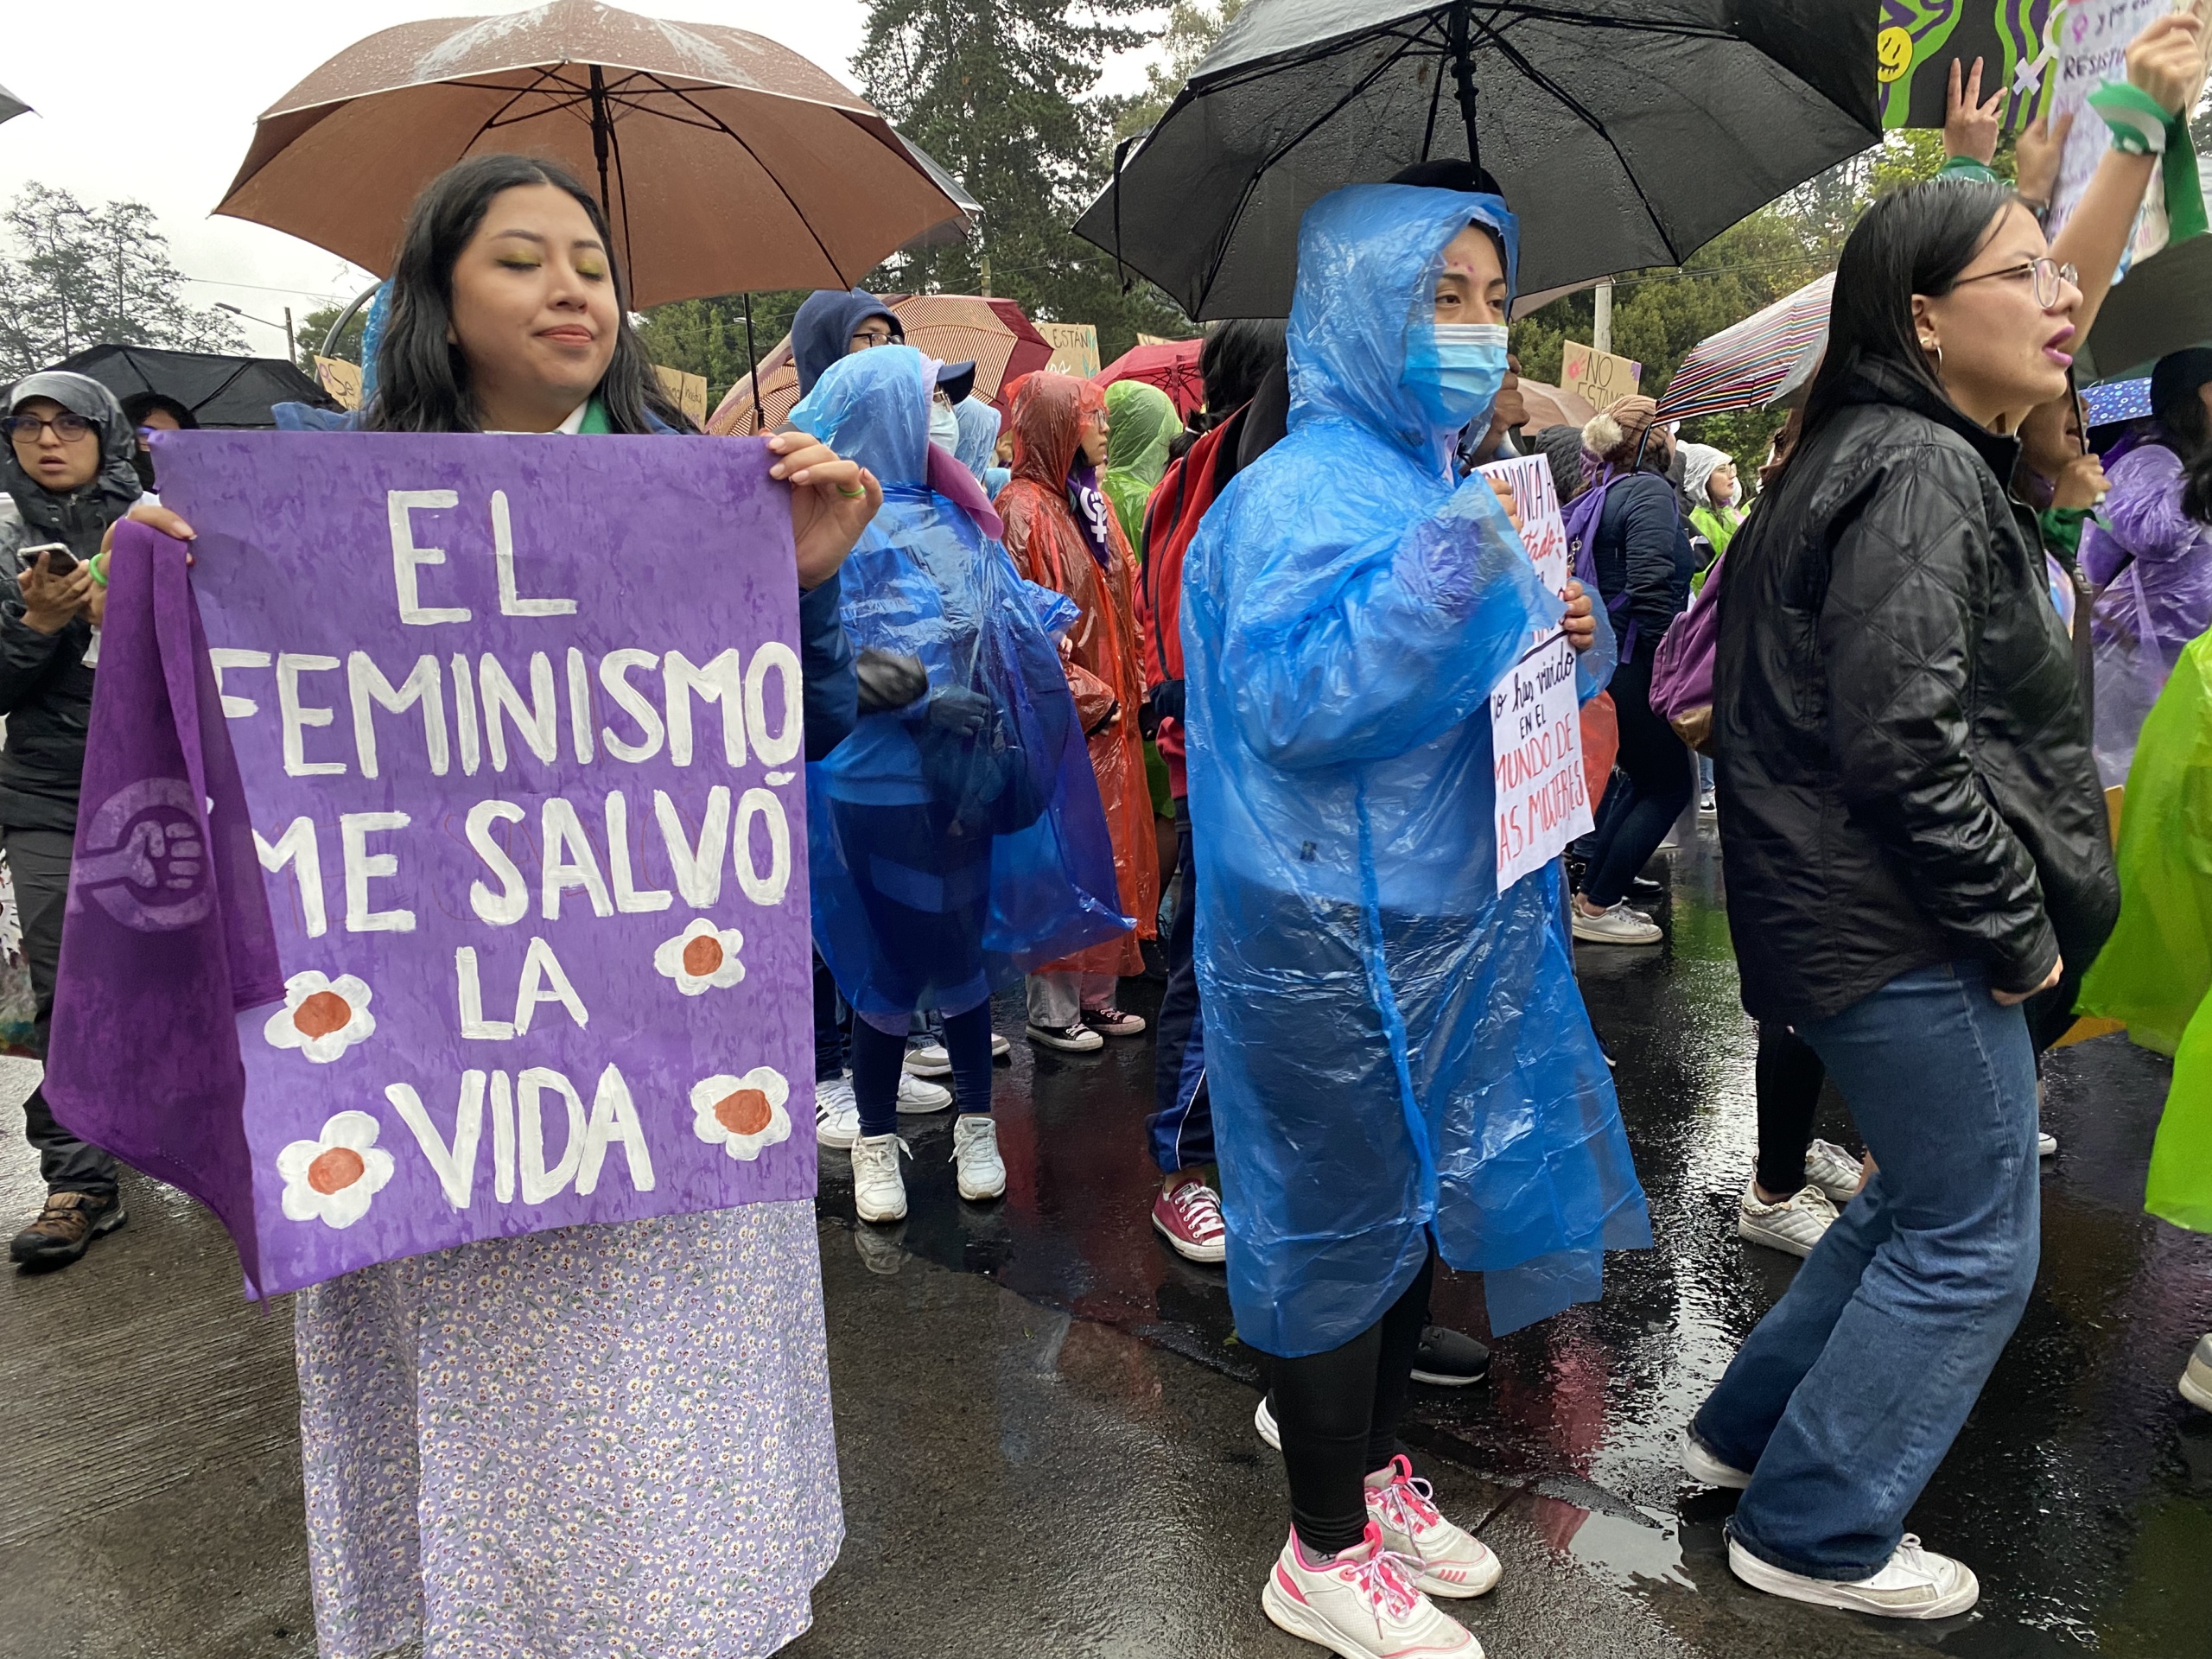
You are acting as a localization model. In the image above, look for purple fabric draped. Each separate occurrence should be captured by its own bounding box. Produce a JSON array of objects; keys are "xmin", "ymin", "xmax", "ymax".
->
[
  {"xmin": 927, "ymin": 442, "xmax": 1003, "ymax": 543},
  {"xmin": 42, "ymin": 521, "xmax": 283, "ymax": 1290}
]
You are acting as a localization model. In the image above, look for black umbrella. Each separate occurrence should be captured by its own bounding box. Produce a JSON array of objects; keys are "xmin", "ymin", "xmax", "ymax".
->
[
  {"xmin": 31, "ymin": 345, "xmax": 338, "ymax": 429},
  {"xmin": 1075, "ymin": 0, "xmax": 1880, "ymax": 321},
  {"xmin": 2073, "ymin": 235, "xmax": 2212, "ymax": 386}
]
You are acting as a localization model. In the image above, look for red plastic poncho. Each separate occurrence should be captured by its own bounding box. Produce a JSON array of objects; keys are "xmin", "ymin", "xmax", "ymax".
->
[{"xmin": 997, "ymin": 372, "xmax": 1156, "ymax": 976}]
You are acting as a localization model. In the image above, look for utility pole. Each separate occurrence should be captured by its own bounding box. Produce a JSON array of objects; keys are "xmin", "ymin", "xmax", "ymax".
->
[
  {"xmin": 1592, "ymin": 276, "xmax": 1613, "ymax": 355},
  {"xmin": 978, "ymin": 252, "xmax": 992, "ymax": 298},
  {"xmin": 284, "ymin": 306, "xmax": 296, "ymax": 365}
]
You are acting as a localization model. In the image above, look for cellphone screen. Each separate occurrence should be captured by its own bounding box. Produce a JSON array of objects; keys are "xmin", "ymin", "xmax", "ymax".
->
[{"xmin": 16, "ymin": 543, "xmax": 77, "ymax": 577}]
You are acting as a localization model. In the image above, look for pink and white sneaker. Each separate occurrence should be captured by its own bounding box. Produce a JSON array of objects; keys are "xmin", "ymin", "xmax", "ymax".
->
[
  {"xmin": 1262, "ymin": 1522, "xmax": 1479, "ymax": 1659},
  {"xmin": 1151, "ymin": 1178, "xmax": 1227, "ymax": 1263},
  {"xmin": 1365, "ymin": 1456, "xmax": 1501, "ymax": 1599}
]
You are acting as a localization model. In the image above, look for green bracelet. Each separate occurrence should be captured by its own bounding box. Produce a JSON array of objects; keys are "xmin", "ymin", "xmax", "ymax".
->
[{"xmin": 88, "ymin": 551, "xmax": 110, "ymax": 588}]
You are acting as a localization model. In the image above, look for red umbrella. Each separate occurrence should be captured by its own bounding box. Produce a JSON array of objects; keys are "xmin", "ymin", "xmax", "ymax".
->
[{"xmin": 1097, "ymin": 340, "xmax": 1204, "ymax": 417}]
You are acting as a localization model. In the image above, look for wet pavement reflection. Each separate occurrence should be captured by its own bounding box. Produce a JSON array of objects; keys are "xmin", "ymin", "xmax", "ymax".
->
[{"xmin": 818, "ymin": 822, "xmax": 2212, "ymax": 1655}]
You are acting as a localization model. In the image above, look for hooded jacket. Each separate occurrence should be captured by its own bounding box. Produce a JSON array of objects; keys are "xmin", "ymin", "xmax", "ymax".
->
[
  {"xmin": 790, "ymin": 346, "xmax": 1128, "ymax": 1018},
  {"xmin": 2080, "ymin": 435, "xmax": 2212, "ymax": 667},
  {"xmin": 1101, "ymin": 379, "xmax": 1179, "ymax": 554},
  {"xmin": 1716, "ymin": 359, "xmax": 2119, "ymax": 1025},
  {"xmin": 0, "ymin": 372, "xmax": 147, "ymax": 830},
  {"xmin": 1181, "ymin": 183, "xmax": 1646, "ymax": 1356},
  {"xmin": 791, "ymin": 289, "xmax": 901, "ymax": 397}
]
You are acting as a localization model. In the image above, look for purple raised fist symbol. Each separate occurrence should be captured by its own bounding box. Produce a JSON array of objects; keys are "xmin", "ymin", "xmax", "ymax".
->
[{"xmin": 74, "ymin": 777, "xmax": 213, "ymax": 931}]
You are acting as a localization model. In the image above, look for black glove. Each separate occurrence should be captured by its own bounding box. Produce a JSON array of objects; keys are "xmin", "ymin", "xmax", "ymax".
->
[
  {"xmin": 925, "ymin": 687, "xmax": 995, "ymax": 740},
  {"xmin": 855, "ymin": 647, "xmax": 928, "ymax": 715},
  {"xmin": 1084, "ymin": 698, "xmax": 1122, "ymax": 739},
  {"xmin": 1145, "ymin": 677, "xmax": 1185, "ymax": 728}
]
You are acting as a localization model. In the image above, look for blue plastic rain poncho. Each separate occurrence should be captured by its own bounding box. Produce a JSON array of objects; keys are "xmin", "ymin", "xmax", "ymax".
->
[
  {"xmin": 791, "ymin": 346, "xmax": 1128, "ymax": 1027},
  {"xmin": 952, "ymin": 396, "xmax": 1001, "ymax": 481},
  {"xmin": 1182, "ymin": 184, "xmax": 1649, "ymax": 1355}
]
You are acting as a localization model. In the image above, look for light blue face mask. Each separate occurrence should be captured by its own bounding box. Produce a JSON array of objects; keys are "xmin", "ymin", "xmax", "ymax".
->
[{"xmin": 1403, "ymin": 321, "xmax": 1510, "ymax": 433}]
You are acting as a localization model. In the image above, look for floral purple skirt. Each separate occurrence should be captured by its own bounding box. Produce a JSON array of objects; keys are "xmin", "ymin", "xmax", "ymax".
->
[{"xmin": 294, "ymin": 1200, "xmax": 841, "ymax": 1658}]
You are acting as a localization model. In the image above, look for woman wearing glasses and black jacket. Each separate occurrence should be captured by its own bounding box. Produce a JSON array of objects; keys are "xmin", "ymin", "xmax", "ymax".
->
[{"xmin": 0, "ymin": 371, "xmax": 173, "ymax": 1268}]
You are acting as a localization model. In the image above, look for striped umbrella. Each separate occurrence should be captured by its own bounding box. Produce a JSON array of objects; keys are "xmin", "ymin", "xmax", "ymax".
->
[{"xmin": 1656, "ymin": 273, "xmax": 1834, "ymax": 423}]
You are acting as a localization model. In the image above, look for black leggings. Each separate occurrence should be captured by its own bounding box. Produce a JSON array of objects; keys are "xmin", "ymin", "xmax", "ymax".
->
[
  {"xmin": 1271, "ymin": 1254, "xmax": 1435, "ymax": 1555},
  {"xmin": 1584, "ymin": 654, "xmax": 1694, "ymax": 908},
  {"xmin": 850, "ymin": 1002, "xmax": 995, "ymax": 1139},
  {"xmin": 1754, "ymin": 1020, "xmax": 1827, "ymax": 1196}
]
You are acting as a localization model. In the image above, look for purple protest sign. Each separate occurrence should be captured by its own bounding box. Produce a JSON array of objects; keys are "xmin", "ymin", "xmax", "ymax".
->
[{"xmin": 61, "ymin": 432, "xmax": 814, "ymax": 1297}]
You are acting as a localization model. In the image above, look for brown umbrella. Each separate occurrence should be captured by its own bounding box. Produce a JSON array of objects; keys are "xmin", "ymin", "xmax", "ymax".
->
[
  {"xmin": 215, "ymin": 0, "xmax": 976, "ymax": 309},
  {"xmin": 707, "ymin": 295, "xmax": 1054, "ymax": 436}
]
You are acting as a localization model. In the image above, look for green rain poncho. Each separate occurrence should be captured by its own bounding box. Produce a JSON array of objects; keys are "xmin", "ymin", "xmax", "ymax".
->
[
  {"xmin": 1101, "ymin": 379, "xmax": 1180, "ymax": 556},
  {"xmin": 2080, "ymin": 632, "xmax": 2212, "ymax": 1232}
]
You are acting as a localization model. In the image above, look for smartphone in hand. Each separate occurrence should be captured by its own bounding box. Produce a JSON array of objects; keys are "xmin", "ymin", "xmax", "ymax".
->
[{"xmin": 16, "ymin": 542, "xmax": 79, "ymax": 579}]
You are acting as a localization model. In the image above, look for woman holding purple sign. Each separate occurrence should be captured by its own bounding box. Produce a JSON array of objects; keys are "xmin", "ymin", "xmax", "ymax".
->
[{"xmin": 262, "ymin": 155, "xmax": 880, "ymax": 1659}]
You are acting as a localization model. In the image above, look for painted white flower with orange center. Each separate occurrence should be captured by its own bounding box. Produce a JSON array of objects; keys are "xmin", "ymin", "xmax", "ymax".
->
[
  {"xmin": 690, "ymin": 1067, "xmax": 791, "ymax": 1161},
  {"xmin": 653, "ymin": 917, "xmax": 746, "ymax": 996},
  {"xmin": 276, "ymin": 1110, "xmax": 395, "ymax": 1228},
  {"xmin": 264, "ymin": 969, "xmax": 376, "ymax": 1063}
]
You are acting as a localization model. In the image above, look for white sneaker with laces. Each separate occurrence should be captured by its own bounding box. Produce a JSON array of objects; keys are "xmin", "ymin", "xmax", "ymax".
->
[
  {"xmin": 905, "ymin": 1042, "xmax": 951, "ymax": 1077},
  {"xmin": 1365, "ymin": 1456, "xmax": 1500, "ymax": 1598},
  {"xmin": 1737, "ymin": 1180, "xmax": 1838, "ymax": 1257},
  {"xmin": 896, "ymin": 1071, "xmax": 952, "ymax": 1115},
  {"xmin": 849, "ymin": 1133, "xmax": 908, "ymax": 1224},
  {"xmin": 1571, "ymin": 900, "xmax": 1663, "ymax": 945},
  {"xmin": 1727, "ymin": 1532, "xmax": 1979, "ymax": 1619},
  {"xmin": 815, "ymin": 1074, "xmax": 859, "ymax": 1149},
  {"xmin": 1802, "ymin": 1138, "xmax": 1864, "ymax": 1204},
  {"xmin": 2037, "ymin": 1125, "xmax": 2058, "ymax": 1157},
  {"xmin": 1262, "ymin": 1523, "xmax": 1479, "ymax": 1658},
  {"xmin": 951, "ymin": 1113, "xmax": 1006, "ymax": 1201},
  {"xmin": 1680, "ymin": 1428, "xmax": 1751, "ymax": 1490},
  {"xmin": 1027, "ymin": 1020, "xmax": 1104, "ymax": 1053}
]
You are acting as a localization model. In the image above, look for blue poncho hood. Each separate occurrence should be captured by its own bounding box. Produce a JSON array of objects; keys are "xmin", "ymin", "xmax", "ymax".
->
[
  {"xmin": 788, "ymin": 346, "xmax": 1127, "ymax": 1020},
  {"xmin": 951, "ymin": 396, "xmax": 1002, "ymax": 482},
  {"xmin": 1180, "ymin": 182, "xmax": 1644, "ymax": 1357},
  {"xmin": 1287, "ymin": 183, "xmax": 1518, "ymax": 472}
]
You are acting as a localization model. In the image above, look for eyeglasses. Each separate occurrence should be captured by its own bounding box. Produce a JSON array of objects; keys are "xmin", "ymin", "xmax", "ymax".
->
[
  {"xmin": 1951, "ymin": 256, "xmax": 2080, "ymax": 308},
  {"xmin": 849, "ymin": 326, "xmax": 899, "ymax": 349},
  {"xmin": 3, "ymin": 413, "xmax": 97, "ymax": 443}
]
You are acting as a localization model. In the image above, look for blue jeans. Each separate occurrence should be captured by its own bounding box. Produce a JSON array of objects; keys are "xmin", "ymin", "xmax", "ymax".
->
[{"xmin": 1692, "ymin": 962, "xmax": 2039, "ymax": 1579}]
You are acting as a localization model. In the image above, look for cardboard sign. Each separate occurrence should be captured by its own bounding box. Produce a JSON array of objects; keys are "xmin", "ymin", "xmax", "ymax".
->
[
  {"xmin": 126, "ymin": 433, "xmax": 814, "ymax": 1294},
  {"xmin": 1877, "ymin": 2, "xmax": 2060, "ymax": 131},
  {"xmin": 1560, "ymin": 341, "xmax": 1643, "ymax": 415},
  {"xmin": 654, "ymin": 364, "xmax": 710, "ymax": 426},
  {"xmin": 1037, "ymin": 321, "xmax": 1101, "ymax": 378},
  {"xmin": 1481, "ymin": 452, "xmax": 1592, "ymax": 890},
  {"xmin": 314, "ymin": 355, "xmax": 363, "ymax": 411}
]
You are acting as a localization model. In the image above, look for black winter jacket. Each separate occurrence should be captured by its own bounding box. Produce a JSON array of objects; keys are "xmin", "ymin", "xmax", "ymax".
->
[
  {"xmin": 1590, "ymin": 470, "xmax": 1693, "ymax": 658},
  {"xmin": 1714, "ymin": 361, "xmax": 2118, "ymax": 1023},
  {"xmin": 0, "ymin": 506, "xmax": 99, "ymax": 834}
]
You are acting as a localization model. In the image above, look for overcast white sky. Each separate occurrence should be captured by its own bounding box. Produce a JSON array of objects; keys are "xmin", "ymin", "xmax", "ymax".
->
[{"xmin": 2, "ymin": 1, "xmax": 1154, "ymax": 358}]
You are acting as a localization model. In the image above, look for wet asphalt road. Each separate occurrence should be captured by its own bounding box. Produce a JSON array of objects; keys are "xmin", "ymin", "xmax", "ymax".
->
[{"xmin": 3, "ymin": 820, "xmax": 2209, "ymax": 1658}]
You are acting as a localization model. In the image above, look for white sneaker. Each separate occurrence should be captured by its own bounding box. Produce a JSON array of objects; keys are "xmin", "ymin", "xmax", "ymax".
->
[
  {"xmin": 951, "ymin": 1113, "xmax": 1006, "ymax": 1201},
  {"xmin": 1365, "ymin": 1456, "xmax": 1500, "ymax": 1598},
  {"xmin": 2037, "ymin": 1126, "xmax": 2058, "ymax": 1157},
  {"xmin": 1680, "ymin": 1428, "xmax": 1751, "ymax": 1490},
  {"xmin": 1737, "ymin": 1180, "xmax": 1838, "ymax": 1257},
  {"xmin": 849, "ymin": 1133, "xmax": 908, "ymax": 1224},
  {"xmin": 1727, "ymin": 1532, "xmax": 1979, "ymax": 1620},
  {"xmin": 896, "ymin": 1071, "xmax": 952, "ymax": 1115},
  {"xmin": 1571, "ymin": 900, "xmax": 1663, "ymax": 945},
  {"xmin": 1256, "ymin": 1392, "xmax": 1281, "ymax": 1451},
  {"xmin": 1261, "ymin": 1524, "xmax": 1479, "ymax": 1658},
  {"xmin": 2180, "ymin": 1334, "xmax": 2212, "ymax": 1412},
  {"xmin": 815, "ymin": 1074, "xmax": 859, "ymax": 1149},
  {"xmin": 1698, "ymin": 787, "xmax": 1717, "ymax": 814},
  {"xmin": 1802, "ymin": 1138, "xmax": 1864, "ymax": 1204},
  {"xmin": 905, "ymin": 1042, "xmax": 951, "ymax": 1077}
]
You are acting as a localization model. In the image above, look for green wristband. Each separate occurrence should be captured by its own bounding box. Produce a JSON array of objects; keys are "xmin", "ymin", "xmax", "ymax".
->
[{"xmin": 88, "ymin": 551, "xmax": 110, "ymax": 588}]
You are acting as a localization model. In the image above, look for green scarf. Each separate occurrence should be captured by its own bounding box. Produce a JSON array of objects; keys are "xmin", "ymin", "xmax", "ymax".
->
[{"xmin": 576, "ymin": 397, "xmax": 613, "ymax": 435}]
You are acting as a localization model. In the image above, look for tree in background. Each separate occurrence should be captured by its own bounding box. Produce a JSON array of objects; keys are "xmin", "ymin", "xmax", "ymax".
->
[
  {"xmin": 854, "ymin": 0, "xmax": 1187, "ymax": 359},
  {"xmin": 293, "ymin": 300, "xmax": 368, "ymax": 377},
  {"xmin": 633, "ymin": 289, "xmax": 808, "ymax": 409},
  {"xmin": 0, "ymin": 183, "xmax": 244, "ymax": 378}
]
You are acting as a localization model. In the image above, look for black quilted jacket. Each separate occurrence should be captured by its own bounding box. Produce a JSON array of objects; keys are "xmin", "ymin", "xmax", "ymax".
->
[{"xmin": 1714, "ymin": 360, "xmax": 2118, "ymax": 1025}]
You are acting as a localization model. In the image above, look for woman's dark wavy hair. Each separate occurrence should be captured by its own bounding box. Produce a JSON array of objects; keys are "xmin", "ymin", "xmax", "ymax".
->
[
  {"xmin": 366, "ymin": 153, "xmax": 687, "ymax": 435},
  {"xmin": 1799, "ymin": 177, "xmax": 2017, "ymax": 448},
  {"xmin": 2151, "ymin": 353, "xmax": 2212, "ymax": 524}
]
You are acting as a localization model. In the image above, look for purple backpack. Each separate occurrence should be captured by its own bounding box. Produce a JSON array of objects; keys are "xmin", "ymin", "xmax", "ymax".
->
[
  {"xmin": 1564, "ymin": 472, "xmax": 1647, "ymax": 659},
  {"xmin": 1649, "ymin": 548, "xmax": 1725, "ymax": 750}
]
